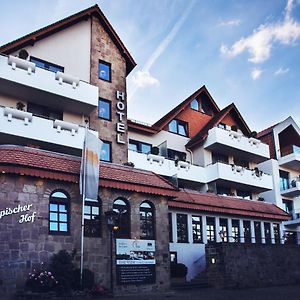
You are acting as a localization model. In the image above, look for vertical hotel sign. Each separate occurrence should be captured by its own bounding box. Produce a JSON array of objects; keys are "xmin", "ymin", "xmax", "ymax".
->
[
  {"xmin": 116, "ymin": 91, "xmax": 126, "ymax": 144},
  {"xmin": 116, "ymin": 239, "xmax": 156, "ymax": 285}
]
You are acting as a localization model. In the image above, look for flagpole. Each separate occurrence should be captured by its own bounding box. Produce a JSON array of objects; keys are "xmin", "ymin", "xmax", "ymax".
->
[{"xmin": 80, "ymin": 120, "xmax": 88, "ymax": 288}]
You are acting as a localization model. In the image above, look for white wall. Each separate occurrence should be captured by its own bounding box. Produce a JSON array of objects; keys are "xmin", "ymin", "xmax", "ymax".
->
[{"xmin": 12, "ymin": 20, "xmax": 91, "ymax": 82}]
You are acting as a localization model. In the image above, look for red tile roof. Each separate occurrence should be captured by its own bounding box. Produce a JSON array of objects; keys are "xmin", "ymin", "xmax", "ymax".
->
[
  {"xmin": 257, "ymin": 124, "xmax": 277, "ymax": 138},
  {"xmin": 186, "ymin": 103, "xmax": 251, "ymax": 149},
  {"xmin": 0, "ymin": 5, "xmax": 136, "ymax": 75},
  {"xmin": 0, "ymin": 145, "xmax": 177, "ymax": 197},
  {"xmin": 170, "ymin": 189, "xmax": 290, "ymax": 221}
]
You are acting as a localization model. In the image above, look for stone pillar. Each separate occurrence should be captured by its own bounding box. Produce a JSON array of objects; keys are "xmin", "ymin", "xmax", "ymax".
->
[
  {"xmin": 227, "ymin": 217, "xmax": 233, "ymax": 243},
  {"xmin": 261, "ymin": 221, "xmax": 266, "ymax": 244},
  {"xmin": 250, "ymin": 221, "xmax": 255, "ymax": 243},
  {"xmin": 239, "ymin": 219, "xmax": 244, "ymax": 243},
  {"xmin": 270, "ymin": 222, "xmax": 275, "ymax": 244},
  {"xmin": 202, "ymin": 215, "xmax": 207, "ymax": 244}
]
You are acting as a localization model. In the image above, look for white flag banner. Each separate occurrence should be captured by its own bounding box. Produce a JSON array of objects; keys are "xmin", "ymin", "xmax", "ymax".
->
[{"xmin": 80, "ymin": 130, "xmax": 103, "ymax": 201}]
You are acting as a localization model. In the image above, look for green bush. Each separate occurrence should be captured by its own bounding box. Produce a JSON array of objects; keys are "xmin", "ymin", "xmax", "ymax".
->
[
  {"xmin": 170, "ymin": 262, "xmax": 188, "ymax": 278},
  {"xmin": 72, "ymin": 268, "xmax": 95, "ymax": 290}
]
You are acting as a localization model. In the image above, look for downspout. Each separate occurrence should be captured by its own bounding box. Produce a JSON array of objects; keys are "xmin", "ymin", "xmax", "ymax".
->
[{"xmin": 186, "ymin": 148, "xmax": 193, "ymax": 165}]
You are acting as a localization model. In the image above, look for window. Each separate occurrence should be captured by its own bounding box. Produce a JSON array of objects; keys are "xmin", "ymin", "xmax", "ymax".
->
[
  {"xmin": 27, "ymin": 102, "xmax": 63, "ymax": 120},
  {"xmin": 98, "ymin": 99, "xmax": 111, "ymax": 120},
  {"xmin": 219, "ymin": 219, "xmax": 228, "ymax": 242},
  {"xmin": 170, "ymin": 252, "xmax": 177, "ymax": 263},
  {"xmin": 243, "ymin": 221, "xmax": 251, "ymax": 243},
  {"xmin": 84, "ymin": 199, "xmax": 101, "ymax": 237},
  {"xmin": 140, "ymin": 201, "xmax": 155, "ymax": 239},
  {"xmin": 190, "ymin": 99, "xmax": 199, "ymax": 111},
  {"xmin": 168, "ymin": 119, "xmax": 188, "ymax": 137},
  {"xmin": 216, "ymin": 186, "xmax": 231, "ymax": 196},
  {"xmin": 98, "ymin": 60, "xmax": 111, "ymax": 81},
  {"xmin": 100, "ymin": 141, "xmax": 111, "ymax": 162},
  {"xmin": 236, "ymin": 190, "xmax": 252, "ymax": 200},
  {"xmin": 113, "ymin": 198, "xmax": 130, "ymax": 238},
  {"xmin": 169, "ymin": 213, "xmax": 173, "ymax": 242},
  {"xmin": 212, "ymin": 152, "xmax": 229, "ymax": 164},
  {"xmin": 167, "ymin": 149, "xmax": 186, "ymax": 161},
  {"xmin": 217, "ymin": 123, "xmax": 226, "ymax": 130},
  {"xmin": 273, "ymin": 223, "xmax": 280, "ymax": 244},
  {"xmin": 177, "ymin": 214, "xmax": 188, "ymax": 243},
  {"xmin": 232, "ymin": 220, "xmax": 240, "ymax": 242},
  {"xmin": 234, "ymin": 159, "xmax": 249, "ymax": 168},
  {"xmin": 206, "ymin": 217, "xmax": 216, "ymax": 243},
  {"xmin": 129, "ymin": 139, "xmax": 152, "ymax": 154},
  {"xmin": 30, "ymin": 56, "xmax": 64, "ymax": 73},
  {"xmin": 254, "ymin": 221, "xmax": 262, "ymax": 244},
  {"xmin": 282, "ymin": 199, "xmax": 293, "ymax": 215},
  {"xmin": 49, "ymin": 191, "xmax": 69, "ymax": 235},
  {"xmin": 264, "ymin": 222, "xmax": 271, "ymax": 244},
  {"xmin": 279, "ymin": 170, "xmax": 289, "ymax": 191},
  {"xmin": 284, "ymin": 231, "xmax": 297, "ymax": 245},
  {"xmin": 192, "ymin": 216, "xmax": 202, "ymax": 243}
]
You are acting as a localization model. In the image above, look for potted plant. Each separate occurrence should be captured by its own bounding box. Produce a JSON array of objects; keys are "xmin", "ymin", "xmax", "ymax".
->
[
  {"xmin": 16, "ymin": 101, "xmax": 25, "ymax": 111},
  {"xmin": 231, "ymin": 125, "xmax": 238, "ymax": 132},
  {"xmin": 18, "ymin": 49, "xmax": 29, "ymax": 60},
  {"xmin": 151, "ymin": 146, "xmax": 160, "ymax": 155}
]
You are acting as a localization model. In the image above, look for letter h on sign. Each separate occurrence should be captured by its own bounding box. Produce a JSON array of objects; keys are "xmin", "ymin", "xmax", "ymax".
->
[{"xmin": 116, "ymin": 91, "xmax": 125, "ymax": 101}]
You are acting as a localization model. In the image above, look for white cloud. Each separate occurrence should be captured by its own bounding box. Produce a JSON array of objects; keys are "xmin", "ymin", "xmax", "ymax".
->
[
  {"xmin": 220, "ymin": 0, "xmax": 300, "ymax": 64},
  {"xmin": 219, "ymin": 19, "xmax": 241, "ymax": 27},
  {"xmin": 251, "ymin": 68, "xmax": 263, "ymax": 80},
  {"xmin": 275, "ymin": 67, "xmax": 290, "ymax": 75},
  {"xmin": 131, "ymin": 70, "xmax": 159, "ymax": 88}
]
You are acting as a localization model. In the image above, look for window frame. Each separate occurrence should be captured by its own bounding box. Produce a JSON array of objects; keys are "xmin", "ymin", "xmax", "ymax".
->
[
  {"xmin": 254, "ymin": 221, "xmax": 262, "ymax": 244},
  {"xmin": 176, "ymin": 213, "xmax": 189, "ymax": 243},
  {"xmin": 190, "ymin": 99, "xmax": 199, "ymax": 111},
  {"xmin": 98, "ymin": 60, "xmax": 111, "ymax": 82},
  {"xmin": 232, "ymin": 219, "xmax": 240, "ymax": 243},
  {"xmin": 264, "ymin": 222, "xmax": 272, "ymax": 244},
  {"xmin": 30, "ymin": 56, "xmax": 64, "ymax": 73},
  {"xmin": 84, "ymin": 199, "xmax": 102, "ymax": 238},
  {"xmin": 168, "ymin": 213, "xmax": 173, "ymax": 242},
  {"xmin": 113, "ymin": 198, "xmax": 131, "ymax": 239},
  {"xmin": 192, "ymin": 215, "xmax": 203, "ymax": 243},
  {"xmin": 49, "ymin": 190, "xmax": 70, "ymax": 235},
  {"xmin": 168, "ymin": 119, "xmax": 189, "ymax": 137},
  {"xmin": 140, "ymin": 201, "xmax": 155, "ymax": 240},
  {"xmin": 243, "ymin": 220, "xmax": 252, "ymax": 243},
  {"xmin": 206, "ymin": 217, "xmax": 216, "ymax": 243},
  {"xmin": 219, "ymin": 218, "xmax": 228, "ymax": 242},
  {"xmin": 100, "ymin": 140, "xmax": 112, "ymax": 162},
  {"xmin": 129, "ymin": 139, "xmax": 152, "ymax": 154},
  {"xmin": 98, "ymin": 98, "xmax": 111, "ymax": 121}
]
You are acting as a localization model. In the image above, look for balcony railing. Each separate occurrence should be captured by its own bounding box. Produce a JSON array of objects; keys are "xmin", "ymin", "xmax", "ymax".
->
[
  {"xmin": 281, "ymin": 177, "xmax": 300, "ymax": 197},
  {"xmin": 204, "ymin": 127, "xmax": 270, "ymax": 163},
  {"xmin": 281, "ymin": 145, "xmax": 300, "ymax": 157},
  {"xmin": 278, "ymin": 145, "xmax": 300, "ymax": 172},
  {"xmin": 284, "ymin": 209, "xmax": 300, "ymax": 226},
  {"xmin": 0, "ymin": 54, "xmax": 98, "ymax": 114},
  {"xmin": 0, "ymin": 106, "xmax": 97, "ymax": 151}
]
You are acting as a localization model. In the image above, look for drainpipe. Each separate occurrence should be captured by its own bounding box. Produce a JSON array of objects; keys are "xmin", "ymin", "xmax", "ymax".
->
[{"xmin": 186, "ymin": 148, "xmax": 193, "ymax": 165}]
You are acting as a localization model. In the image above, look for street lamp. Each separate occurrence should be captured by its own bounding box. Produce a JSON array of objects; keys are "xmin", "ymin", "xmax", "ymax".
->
[{"xmin": 105, "ymin": 210, "xmax": 119, "ymax": 295}]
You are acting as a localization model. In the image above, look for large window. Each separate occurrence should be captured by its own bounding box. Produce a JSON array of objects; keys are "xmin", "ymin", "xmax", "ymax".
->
[
  {"xmin": 129, "ymin": 139, "xmax": 152, "ymax": 154},
  {"xmin": 167, "ymin": 149, "xmax": 186, "ymax": 161},
  {"xmin": 177, "ymin": 214, "xmax": 188, "ymax": 243},
  {"xmin": 98, "ymin": 60, "xmax": 111, "ymax": 81},
  {"xmin": 206, "ymin": 217, "xmax": 216, "ymax": 243},
  {"xmin": 140, "ymin": 201, "xmax": 155, "ymax": 239},
  {"xmin": 168, "ymin": 119, "xmax": 188, "ymax": 137},
  {"xmin": 113, "ymin": 198, "xmax": 130, "ymax": 239},
  {"xmin": 98, "ymin": 99, "xmax": 111, "ymax": 120},
  {"xmin": 192, "ymin": 215, "xmax": 202, "ymax": 243},
  {"xmin": 30, "ymin": 56, "xmax": 64, "ymax": 73},
  {"xmin": 169, "ymin": 213, "xmax": 173, "ymax": 242},
  {"xmin": 232, "ymin": 220, "xmax": 240, "ymax": 242},
  {"xmin": 219, "ymin": 219, "xmax": 228, "ymax": 242},
  {"xmin": 84, "ymin": 199, "xmax": 101, "ymax": 237},
  {"xmin": 243, "ymin": 221, "xmax": 251, "ymax": 243},
  {"xmin": 190, "ymin": 99, "xmax": 199, "ymax": 111},
  {"xmin": 273, "ymin": 223, "xmax": 280, "ymax": 244},
  {"xmin": 254, "ymin": 221, "xmax": 262, "ymax": 244},
  {"xmin": 49, "ymin": 191, "xmax": 69, "ymax": 235},
  {"xmin": 100, "ymin": 141, "xmax": 112, "ymax": 162},
  {"xmin": 212, "ymin": 152, "xmax": 229, "ymax": 164},
  {"xmin": 283, "ymin": 199, "xmax": 293, "ymax": 215},
  {"xmin": 264, "ymin": 222, "xmax": 271, "ymax": 244},
  {"xmin": 27, "ymin": 102, "xmax": 63, "ymax": 120},
  {"xmin": 279, "ymin": 170, "xmax": 289, "ymax": 191}
]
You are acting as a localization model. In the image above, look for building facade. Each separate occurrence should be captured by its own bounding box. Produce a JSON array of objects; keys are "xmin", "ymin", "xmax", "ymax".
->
[{"xmin": 0, "ymin": 4, "xmax": 291, "ymax": 296}]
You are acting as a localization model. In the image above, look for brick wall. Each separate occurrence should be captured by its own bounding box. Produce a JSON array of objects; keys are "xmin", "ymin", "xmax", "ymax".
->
[
  {"xmin": 206, "ymin": 242, "xmax": 300, "ymax": 288},
  {"xmin": 0, "ymin": 174, "xmax": 170, "ymax": 295}
]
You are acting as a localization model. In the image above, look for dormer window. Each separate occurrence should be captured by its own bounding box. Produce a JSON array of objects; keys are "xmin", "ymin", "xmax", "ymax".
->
[
  {"xmin": 190, "ymin": 99, "xmax": 199, "ymax": 111},
  {"xmin": 169, "ymin": 119, "xmax": 188, "ymax": 137}
]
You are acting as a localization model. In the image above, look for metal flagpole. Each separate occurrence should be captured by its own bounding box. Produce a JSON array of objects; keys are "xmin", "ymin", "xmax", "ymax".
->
[{"xmin": 80, "ymin": 120, "xmax": 88, "ymax": 288}]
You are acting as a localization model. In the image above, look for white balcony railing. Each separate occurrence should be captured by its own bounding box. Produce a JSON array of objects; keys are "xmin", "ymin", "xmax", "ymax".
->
[
  {"xmin": 0, "ymin": 54, "xmax": 98, "ymax": 114},
  {"xmin": 278, "ymin": 145, "xmax": 300, "ymax": 172},
  {"xmin": 205, "ymin": 162, "xmax": 273, "ymax": 192},
  {"xmin": 0, "ymin": 106, "xmax": 97, "ymax": 150},
  {"xmin": 128, "ymin": 150, "xmax": 206, "ymax": 183},
  {"xmin": 204, "ymin": 127, "xmax": 270, "ymax": 163}
]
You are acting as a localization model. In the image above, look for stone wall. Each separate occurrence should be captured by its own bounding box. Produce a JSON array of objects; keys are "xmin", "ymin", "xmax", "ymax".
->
[
  {"xmin": 90, "ymin": 15, "xmax": 128, "ymax": 165},
  {"xmin": 205, "ymin": 242, "xmax": 300, "ymax": 288},
  {"xmin": 0, "ymin": 173, "xmax": 170, "ymax": 295}
]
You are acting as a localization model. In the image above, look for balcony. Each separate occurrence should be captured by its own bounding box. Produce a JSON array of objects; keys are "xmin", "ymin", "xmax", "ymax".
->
[
  {"xmin": 0, "ymin": 54, "xmax": 98, "ymax": 115},
  {"xmin": 204, "ymin": 127, "xmax": 270, "ymax": 163},
  {"xmin": 0, "ymin": 106, "xmax": 97, "ymax": 154},
  {"xmin": 284, "ymin": 209, "xmax": 300, "ymax": 226},
  {"xmin": 128, "ymin": 150, "xmax": 206, "ymax": 183},
  {"xmin": 281, "ymin": 177, "xmax": 300, "ymax": 197},
  {"xmin": 205, "ymin": 162, "xmax": 273, "ymax": 192},
  {"xmin": 278, "ymin": 145, "xmax": 300, "ymax": 172}
]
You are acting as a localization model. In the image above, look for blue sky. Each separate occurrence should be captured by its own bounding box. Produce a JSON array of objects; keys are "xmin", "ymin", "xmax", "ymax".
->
[{"xmin": 1, "ymin": 0, "xmax": 299, "ymax": 131}]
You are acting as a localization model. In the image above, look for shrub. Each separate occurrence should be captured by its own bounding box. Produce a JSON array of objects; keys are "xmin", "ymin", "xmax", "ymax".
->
[
  {"xmin": 250, "ymin": 131, "xmax": 257, "ymax": 138},
  {"xmin": 25, "ymin": 263, "xmax": 58, "ymax": 293},
  {"xmin": 72, "ymin": 268, "xmax": 95, "ymax": 290},
  {"xmin": 49, "ymin": 250, "xmax": 75, "ymax": 293},
  {"xmin": 231, "ymin": 125, "xmax": 238, "ymax": 132},
  {"xmin": 170, "ymin": 263, "xmax": 188, "ymax": 278}
]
